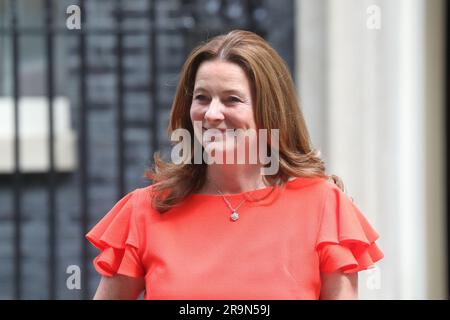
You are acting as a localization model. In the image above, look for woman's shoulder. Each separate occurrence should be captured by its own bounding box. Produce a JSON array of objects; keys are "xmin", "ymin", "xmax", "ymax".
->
[
  {"xmin": 286, "ymin": 175, "xmax": 336, "ymax": 193},
  {"xmin": 122, "ymin": 184, "xmax": 161, "ymax": 219},
  {"xmin": 284, "ymin": 176, "xmax": 348, "ymax": 208},
  {"xmin": 134, "ymin": 183, "xmax": 156, "ymax": 200}
]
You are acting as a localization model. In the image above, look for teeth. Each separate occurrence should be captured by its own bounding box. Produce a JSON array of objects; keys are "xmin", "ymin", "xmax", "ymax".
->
[{"xmin": 202, "ymin": 128, "xmax": 235, "ymax": 131}]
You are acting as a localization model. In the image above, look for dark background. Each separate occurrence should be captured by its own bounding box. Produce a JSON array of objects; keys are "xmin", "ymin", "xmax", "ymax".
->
[{"xmin": 0, "ymin": 0, "xmax": 295, "ymax": 299}]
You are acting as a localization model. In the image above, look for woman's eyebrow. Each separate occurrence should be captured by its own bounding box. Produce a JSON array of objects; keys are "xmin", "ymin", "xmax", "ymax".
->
[
  {"xmin": 222, "ymin": 89, "xmax": 246, "ymax": 97},
  {"xmin": 193, "ymin": 87, "xmax": 207, "ymax": 94},
  {"xmin": 193, "ymin": 87, "xmax": 246, "ymax": 97}
]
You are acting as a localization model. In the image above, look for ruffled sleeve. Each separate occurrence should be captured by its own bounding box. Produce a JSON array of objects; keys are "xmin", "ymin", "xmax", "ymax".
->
[
  {"xmin": 316, "ymin": 183, "xmax": 384, "ymax": 274},
  {"xmin": 85, "ymin": 189, "xmax": 145, "ymax": 278}
]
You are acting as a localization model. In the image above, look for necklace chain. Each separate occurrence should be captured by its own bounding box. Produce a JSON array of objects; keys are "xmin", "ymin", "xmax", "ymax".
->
[
  {"xmin": 206, "ymin": 177, "xmax": 257, "ymax": 221},
  {"xmin": 214, "ymin": 187, "xmax": 248, "ymax": 212}
]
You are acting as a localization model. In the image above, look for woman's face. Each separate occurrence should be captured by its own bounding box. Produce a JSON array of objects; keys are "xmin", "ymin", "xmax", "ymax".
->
[{"xmin": 190, "ymin": 59, "xmax": 258, "ymax": 163}]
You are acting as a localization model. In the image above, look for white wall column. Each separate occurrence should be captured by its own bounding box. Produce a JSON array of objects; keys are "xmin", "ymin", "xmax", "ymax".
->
[{"xmin": 295, "ymin": 0, "xmax": 446, "ymax": 299}]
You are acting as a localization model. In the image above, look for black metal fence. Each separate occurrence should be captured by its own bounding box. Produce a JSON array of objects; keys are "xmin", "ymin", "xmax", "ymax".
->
[{"xmin": 0, "ymin": 0, "xmax": 293, "ymax": 299}]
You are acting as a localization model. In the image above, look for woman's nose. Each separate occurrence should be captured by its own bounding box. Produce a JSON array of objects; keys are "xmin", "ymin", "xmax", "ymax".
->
[{"xmin": 204, "ymin": 99, "xmax": 225, "ymax": 122}]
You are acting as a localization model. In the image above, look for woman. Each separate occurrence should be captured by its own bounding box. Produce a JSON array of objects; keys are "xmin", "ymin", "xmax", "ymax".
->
[{"xmin": 86, "ymin": 30, "xmax": 383, "ymax": 300}]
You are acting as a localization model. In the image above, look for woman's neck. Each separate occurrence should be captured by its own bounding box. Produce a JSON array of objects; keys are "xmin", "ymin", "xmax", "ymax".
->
[{"xmin": 201, "ymin": 164, "xmax": 267, "ymax": 195}]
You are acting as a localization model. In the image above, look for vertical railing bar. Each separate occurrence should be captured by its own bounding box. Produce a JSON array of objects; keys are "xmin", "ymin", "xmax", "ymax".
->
[
  {"xmin": 11, "ymin": 0, "xmax": 22, "ymax": 300},
  {"xmin": 148, "ymin": 0, "xmax": 159, "ymax": 164},
  {"xmin": 115, "ymin": 0, "xmax": 125, "ymax": 198},
  {"xmin": 246, "ymin": 0, "xmax": 256, "ymax": 33},
  {"xmin": 44, "ymin": 0, "xmax": 57, "ymax": 300},
  {"xmin": 446, "ymin": 0, "xmax": 449, "ymax": 300},
  {"xmin": 246, "ymin": 0, "xmax": 262, "ymax": 37},
  {"xmin": 78, "ymin": 0, "xmax": 90, "ymax": 300}
]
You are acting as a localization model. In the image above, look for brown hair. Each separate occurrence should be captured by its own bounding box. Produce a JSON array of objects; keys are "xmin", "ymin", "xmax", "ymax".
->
[{"xmin": 144, "ymin": 29, "xmax": 343, "ymax": 213}]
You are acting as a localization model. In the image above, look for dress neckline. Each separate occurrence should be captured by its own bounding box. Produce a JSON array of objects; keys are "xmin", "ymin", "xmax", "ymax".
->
[{"xmin": 189, "ymin": 176, "xmax": 323, "ymax": 199}]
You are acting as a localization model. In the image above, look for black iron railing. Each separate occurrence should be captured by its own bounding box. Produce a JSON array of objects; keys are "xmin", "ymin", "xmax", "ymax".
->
[{"xmin": 0, "ymin": 0, "xmax": 270, "ymax": 299}]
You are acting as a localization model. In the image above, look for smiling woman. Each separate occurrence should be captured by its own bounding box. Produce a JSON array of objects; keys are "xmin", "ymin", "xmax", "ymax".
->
[
  {"xmin": 86, "ymin": 29, "xmax": 384, "ymax": 300},
  {"xmin": 148, "ymin": 29, "xmax": 330, "ymax": 209},
  {"xmin": 190, "ymin": 60, "xmax": 259, "ymax": 168}
]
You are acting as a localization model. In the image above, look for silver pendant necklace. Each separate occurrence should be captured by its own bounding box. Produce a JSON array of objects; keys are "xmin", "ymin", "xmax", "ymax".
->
[
  {"xmin": 218, "ymin": 191, "xmax": 247, "ymax": 221},
  {"xmin": 207, "ymin": 179, "xmax": 251, "ymax": 222}
]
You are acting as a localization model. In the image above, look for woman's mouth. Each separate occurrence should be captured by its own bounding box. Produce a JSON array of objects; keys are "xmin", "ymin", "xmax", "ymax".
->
[
  {"xmin": 202, "ymin": 127, "xmax": 235, "ymax": 133},
  {"xmin": 201, "ymin": 128, "xmax": 237, "ymax": 141}
]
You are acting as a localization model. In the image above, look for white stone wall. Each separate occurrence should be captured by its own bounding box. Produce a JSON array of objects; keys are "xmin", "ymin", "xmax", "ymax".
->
[{"xmin": 295, "ymin": 0, "xmax": 446, "ymax": 299}]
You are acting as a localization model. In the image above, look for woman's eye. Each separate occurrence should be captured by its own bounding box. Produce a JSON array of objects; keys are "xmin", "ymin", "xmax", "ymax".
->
[
  {"xmin": 194, "ymin": 95, "xmax": 208, "ymax": 101},
  {"xmin": 228, "ymin": 96, "xmax": 242, "ymax": 103}
]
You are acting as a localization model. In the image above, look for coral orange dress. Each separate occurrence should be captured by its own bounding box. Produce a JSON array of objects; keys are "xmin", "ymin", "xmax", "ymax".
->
[{"xmin": 86, "ymin": 176, "xmax": 384, "ymax": 299}]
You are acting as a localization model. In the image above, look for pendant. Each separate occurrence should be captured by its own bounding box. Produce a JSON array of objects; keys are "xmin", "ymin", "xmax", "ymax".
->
[{"xmin": 230, "ymin": 210, "xmax": 239, "ymax": 221}]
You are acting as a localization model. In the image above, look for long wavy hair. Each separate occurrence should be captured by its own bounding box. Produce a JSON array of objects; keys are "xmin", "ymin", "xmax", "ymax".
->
[{"xmin": 144, "ymin": 29, "xmax": 344, "ymax": 213}]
